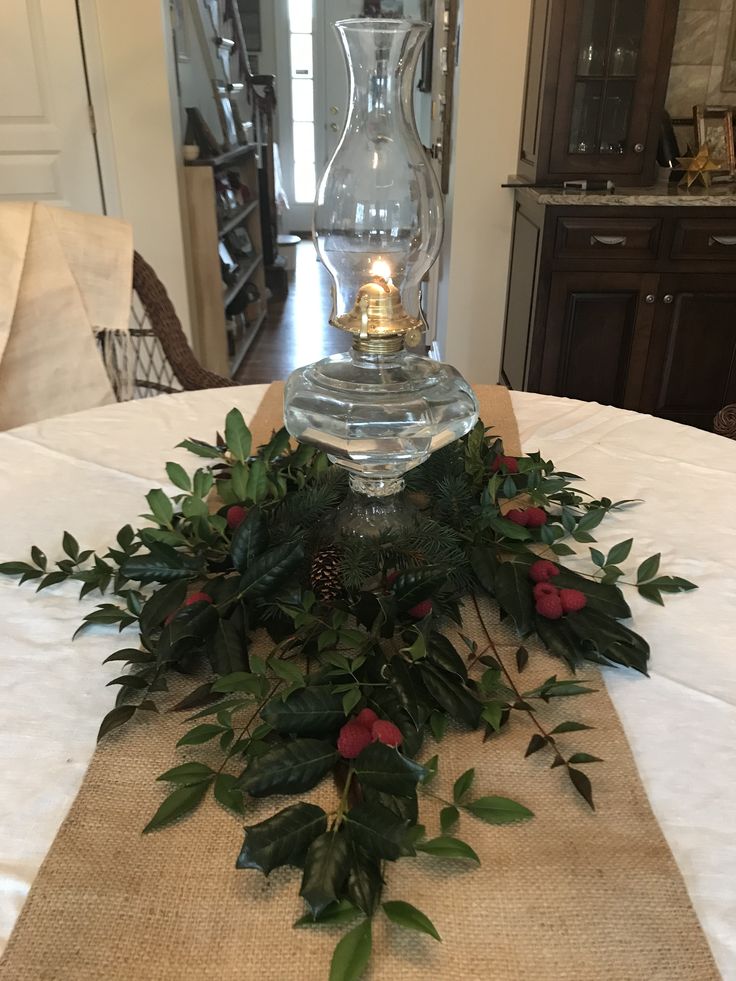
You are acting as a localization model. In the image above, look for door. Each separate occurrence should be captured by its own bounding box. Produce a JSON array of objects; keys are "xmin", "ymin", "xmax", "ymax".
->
[
  {"xmin": 641, "ymin": 276, "xmax": 736, "ymax": 430},
  {"xmin": 549, "ymin": 0, "xmax": 673, "ymax": 181},
  {"xmin": 0, "ymin": 0, "xmax": 104, "ymax": 213},
  {"xmin": 537, "ymin": 271, "xmax": 656, "ymax": 407}
]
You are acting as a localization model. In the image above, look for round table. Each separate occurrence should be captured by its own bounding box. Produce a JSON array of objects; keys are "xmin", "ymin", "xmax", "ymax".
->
[{"xmin": 1, "ymin": 386, "xmax": 734, "ymax": 976}]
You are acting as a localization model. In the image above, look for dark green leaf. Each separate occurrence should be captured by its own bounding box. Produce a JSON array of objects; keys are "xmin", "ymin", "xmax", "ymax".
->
[
  {"xmin": 494, "ymin": 562, "xmax": 534, "ymax": 636},
  {"xmin": 165, "ymin": 461, "xmax": 191, "ymax": 491},
  {"xmin": 214, "ymin": 773, "xmax": 245, "ymax": 815},
  {"xmin": 328, "ymin": 919, "xmax": 372, "ymax": 981},
  {"xmin": 143, "ymin": 781, "xmax": 208, "ymax": 833},
  {"xmin": 0, "ymin": 561, "xmax": 38, "ymax": 577},
  {"xmin": 481, "ymin": 701, "xmax": 504, "ymax": 732},
  {"xmin": 300, "ymin": 831, "xmax": 351, "ymax": 917},
  {"xmin": 225, "ymin": 408, "xmax": 252, "ymax": 463},
  {"xmin": 62, "ymin": 531, "xmax": 79, "ymax": 561},
  {"xmin": 177, "ymin": 438, "xmax": 222, "ymax": 459},
  {"xmin": 550, "ymin": 720, "xmax": 594, "ymax": 734},
  {"xmin": 607, "ymin": 539, "xmax": 633, "ymax": 565},
  {"xmin": 440, "ymin": 805, "xmax": 459, "ymax": 833},
  {"xmin": 97, "ymin": 703, "xmax": 136, "ymax": 741},
  {"xmin": 488, "ymin": 516, "xmax": 532, "ymax": 541},
  {"xmin": 568, "ymin": 766, "xmax": 595, "ymax": 809},
  {"xmin": 236, "ymin": 802, "xmax": 327, "ymax": 875},
  {"xmin": 551, "ymin": 571, "xmax": 631, "ymax": 620},
  {"xmin": 452, "ymin": 768, "xmax": 475, "ymax": 804},
  {"xmin": 470, "ymin": 547, "xmax": 497, "ymax": 594},
  {"xmin": 36, "ymin": 571, "xmax": 68, "ymax": 591},
  {"xmin": 176, "ymin": 723, "xmax": 224, "ymax": 747},
  {"xmin": 353, "ymin": 742, "xmax": 427, "ymax": 798},
  {"xmin": 426, "ymin": 632, "xmax": 468, "ymax": 681},
  {"xmin": 262, "ymin": 686, "xmax": 344, "ymax": 735},
  {"xmin": 239, "ymin": 542, "xmax": 304, "ymax": 598},
  {"xmin": 416, "ymin": 836, "xmax": 480, "ymax": 864},
  {"xmin": 568, "ymin": 753, "xmax": 603, "ymax": 765},
  {"xmin": 146, "ymin": 488, "xmax": 173, "ymax": 526},
  {"xmin": 30, "ymin": 546, "xmax": 47, "ymax": 570},
  {"xmin": 515, "ymin": 646, "xmax": 529, "ymax": 673},
  {"xmin": 464, "ymin": 796, "xmax": 534, "ymax": 825},
  {"xmin": 346, "ymin": 852, "xmax": 383, "ymax": 915},
  {"xmin": 157, "ymin": 762, "xmax": 214, "ymax": 785},
  {"xmin": 636, "ymin": 553, "xmax": 661, "ymax": 584},
  {"xmin": 589, "ymin": 548, "xmax": 606, "ymax": 568},
  {"xmin": 139, "ymin": 581, "xmax": 188, "ymax": 635},
  {"xmin": 524, "ymin": 733, "xmax": 548, "ymax": 757},
  {"xmin": 294, "ymin": 900, "xmax": 359, "ymax": 927},
  {"xmin": 419, "ymin": 662, "xmax": 482, "ymax": 728},
  {"xmin": 393, "ymin": 567, "xmax": 446, "ymax": 610},
  {"xmin": 230, "ymin": 507, "xmax": 268, "ymax": 572},
  {"xmin": 382, "ymin": 901, "xmax": 441, "ymax": 942},
  {"xmin": 637, "ymin": 584, "xmax": 664, "ymax": 606},
  {"xmin": 237, "ymin": 739, "xmax": 338, "ymax": 797},
  {"xmin": 344, "ymin": 801, "xmax": 413, "ymax": 861}
]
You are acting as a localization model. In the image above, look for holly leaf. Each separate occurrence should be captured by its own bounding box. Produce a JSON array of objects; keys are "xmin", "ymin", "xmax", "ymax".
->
[
  {"xmin": 236, "ymin": 802, "xmax": 327, "ymax": 875},
  {"xmin": 300, "ymin": 831, "xmax": 351, "ymax": 917},
  {"xmin": 236, "ymin": 739, "xmax": 339, "ymax": 797},
  {"xmin": 353, "ymin": 743, "xmax": 427, "ymax": 798},
  {"xmin": 230, "ymin": 507, "xmax": 268, "ymax": 572},
  {"xmin": 239, "ymin": 542, "xmax": 304, "ymax": 598},
  {"xmin": 224, "ymin": 408, "xmax": 252, "ymax": 463},
  {"xmin": 261, "ymin": 686, "xmax": 344, "ymax": 735},
  {"xmin": 494, "ymin": 562, "xmax": 534, "ymax": 636},
  {"xmin": 344, "ymin": 801, "xmax": 413, "ymax": 861}
]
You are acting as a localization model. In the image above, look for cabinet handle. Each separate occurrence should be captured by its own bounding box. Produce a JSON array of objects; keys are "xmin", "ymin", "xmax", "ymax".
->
[
  {"xmin": 709, "ymin": 235, "xmax": 736, "ymax": 247},
  {"xmin": 663, "ymin": 294, "xmax": 674, "ymax": 304},
  {"xmin": 644, "ymin": 294, "xmax": 656, "ymax": 304},
  {"xmin": 590, "ymin": 234, "xmax": 628, "ymax": 247},
  {"xmin": 634, "ymin": 143, "xmax": 645, "ymax": 153}
]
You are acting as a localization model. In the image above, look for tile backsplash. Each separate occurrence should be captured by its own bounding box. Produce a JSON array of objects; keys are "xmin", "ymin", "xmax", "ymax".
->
[{"xmin": 666, "ymin": 0, "xmax": 736, "ymax": 120}]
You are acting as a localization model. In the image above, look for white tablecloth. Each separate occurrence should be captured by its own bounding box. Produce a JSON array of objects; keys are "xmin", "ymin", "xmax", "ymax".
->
[{"xmin": 0, "ymin": 386, "xmax": 734, "ymax": 977}]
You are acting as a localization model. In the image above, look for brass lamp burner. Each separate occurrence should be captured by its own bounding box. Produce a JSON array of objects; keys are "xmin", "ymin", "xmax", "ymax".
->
[{"xmin": 332, "ymin": 275, "xmax": 423, "ymax": 353}]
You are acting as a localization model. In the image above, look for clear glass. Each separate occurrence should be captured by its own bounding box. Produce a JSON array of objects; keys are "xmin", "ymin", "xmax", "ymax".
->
[
  {"xmin": 285, "ymin": 19, "xmax": 477, "ymax": 529},
  {"xmin": 314, "ymin": 18, "xmax": 443, "ymax": 325}
]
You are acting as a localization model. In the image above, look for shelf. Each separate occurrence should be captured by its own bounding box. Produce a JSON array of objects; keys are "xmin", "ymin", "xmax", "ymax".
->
[
  {"xmin": 223, "ymin": 253, "xmax": 264, "ymax": 308},
  {"xmin": 186, "ymin": 142, "xmax": 258, "ymax": 170},
  {"xmin": 228, "ymin": 307, "xmax": 268, "ymax": 374},
  {"xmin": 219, "ymin": 199, "xmax": 258, "ymax": 239},
  {"xmin": 574, "ymin": 74, "xmax": 637, "ymax": 82}
]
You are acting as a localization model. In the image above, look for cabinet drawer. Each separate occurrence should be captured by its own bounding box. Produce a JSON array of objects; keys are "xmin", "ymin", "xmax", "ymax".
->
[
  {"xmin": 671, "ymin": 218, "xmax": 736, "ymax": 260},
  {"xmin": 553, "ymin": 217, "xmax": 662, "ymax": 260}
]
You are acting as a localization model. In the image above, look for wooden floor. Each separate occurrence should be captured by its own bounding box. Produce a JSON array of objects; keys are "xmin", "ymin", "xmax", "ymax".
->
[{"xmin": 234, "ymin": 240, "xmax": 351, "ymax": 384}]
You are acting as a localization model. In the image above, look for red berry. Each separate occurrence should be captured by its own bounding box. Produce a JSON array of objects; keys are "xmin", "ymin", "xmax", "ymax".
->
[
  {"xmin": 371, "ymin": 720, "xmax": 403, "ymax": 748},
  {"xmin": 535, "ymin": 594, "xmax": 564, "ymax": 620},
  {"xmin": 506, "ymin": 509, "xmax": 529, "ymax": 526},
  {"xmin": 559, "ymin": 588, "xmax": 587, "ymax": 613},
  {"xmin": 386, "ymin": 570, "xmax": 399, "ymax": 586},
  {"xmin": 491, "ymin": 455, "xmax": 519, "ymax": 474},
  {"xmin": 533, "ymin": 581, "xmax": 558, "ymax": 600},
  {"xmin": 355, "ymin": 708, "xmax": 379, "ymax": 730},
  {"xmin": 408, "ymin": 599, "xmax": 433, "ymax": 619},
  {"xmin": 529, "ymin": 559, "xmax": 560, "ymax": 584},
  {"xmin": 337, "ymin": 722, "xmax": 373, "ymax": 759},
  {"xmin": 184, "ymin": 591, "xmax": 213, "ymax": 606},
  {"xmin": 226, "ymin": 505, "xmax": 247, "ymax": 529},
  {"xmin": 524, "ymin": 507, "xmax": 548, "ymax": 528}
]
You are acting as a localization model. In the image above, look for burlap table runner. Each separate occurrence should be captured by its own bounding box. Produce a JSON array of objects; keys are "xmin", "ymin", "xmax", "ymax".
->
[{"xmin": 0, "ymin": 384, "xmax": 719, "ymax": 980}]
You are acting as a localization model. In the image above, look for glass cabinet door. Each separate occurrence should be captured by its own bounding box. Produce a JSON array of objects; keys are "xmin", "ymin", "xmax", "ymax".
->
[{"xmin": 550, "ymin": 0, "xmax": 662, "ymax": 177}]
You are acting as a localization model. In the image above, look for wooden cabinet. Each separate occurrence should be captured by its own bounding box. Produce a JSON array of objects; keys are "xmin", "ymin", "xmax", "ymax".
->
[
  {"xmin": 184, "ymin": 144, "xmax": 269, "ymax": 377},
  {"xmin": 502, "ymin": 191, "xmax": 736, "ymax": 431},
  {"xmin": 641, "ymin": 276, "xmax": 736, "ymax": 429},
  {"xmin": 518, "ymin": 0, "xmax": 679, "ymax": 186}
]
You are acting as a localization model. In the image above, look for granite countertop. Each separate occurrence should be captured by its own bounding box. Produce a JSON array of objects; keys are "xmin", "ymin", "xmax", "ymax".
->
[{"xmin": 508, "ymin": 179, "xmax": 736, "ymax": 206}]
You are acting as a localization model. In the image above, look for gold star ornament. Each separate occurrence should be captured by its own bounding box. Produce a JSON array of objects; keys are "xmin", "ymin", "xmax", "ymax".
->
[{"xmin": 676, "ymin": 143, "xmax": 721, "ymax": 189}]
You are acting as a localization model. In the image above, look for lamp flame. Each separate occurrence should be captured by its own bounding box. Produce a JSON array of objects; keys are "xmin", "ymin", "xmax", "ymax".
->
[{"xmin": 370, "ymin": 259, "xmax": 392, "ymax": 282}]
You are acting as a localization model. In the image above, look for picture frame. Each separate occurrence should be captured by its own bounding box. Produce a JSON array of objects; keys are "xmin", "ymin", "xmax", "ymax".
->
[
  {"xmin": 417, "ymin": 0, "xmax": 433, "ymax": 93},
  {"xmin": 362, "ymin": 1, "xmax": 405, "ymax": 16},
  {"xmin": 693, "ymin": 105, "xmax": 735, "ymax": 178}
]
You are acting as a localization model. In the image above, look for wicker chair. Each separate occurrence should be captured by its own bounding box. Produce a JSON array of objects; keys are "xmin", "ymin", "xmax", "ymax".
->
[
  {"xmin": 99, "ymin": 251, "xmax": 236, "ymax": 400},
  {"xmin": 714, "ymin": 405, "xmax": 736, "ymax": 439}
]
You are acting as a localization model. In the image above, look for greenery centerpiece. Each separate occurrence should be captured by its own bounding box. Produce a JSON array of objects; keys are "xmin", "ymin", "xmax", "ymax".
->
[{"xmin": 0, "ymin": 409, "xmax": 696, "ymax": 980}]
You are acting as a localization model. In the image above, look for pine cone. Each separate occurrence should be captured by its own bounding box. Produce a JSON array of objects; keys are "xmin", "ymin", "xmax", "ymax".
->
[{"xmin": 310, "ymin": 545, "xmax": 343, "ymax": 602}]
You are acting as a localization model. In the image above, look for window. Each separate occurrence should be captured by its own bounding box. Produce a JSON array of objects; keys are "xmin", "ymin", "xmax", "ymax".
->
[{"xmin": 288, "ymin": 0, "xmax": 316, "ymax": 203}]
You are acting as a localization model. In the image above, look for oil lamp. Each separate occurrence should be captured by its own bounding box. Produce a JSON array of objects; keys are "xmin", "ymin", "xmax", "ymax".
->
[{"xmin": 284, "ymin": 17, "xmax": 478, "ymax": 533}]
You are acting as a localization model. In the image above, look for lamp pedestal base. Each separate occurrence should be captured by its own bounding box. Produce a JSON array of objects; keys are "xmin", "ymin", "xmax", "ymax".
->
[{"xmin": 334, "ymin": 477, "xmax": 416, "ymax": 537}]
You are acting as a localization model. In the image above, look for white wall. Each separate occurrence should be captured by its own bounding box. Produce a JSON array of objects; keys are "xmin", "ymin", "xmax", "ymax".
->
[
  {"xmin": 435, "ymin": 0, "xmax": 531, "ymax": 384},
  {"xmin": 82, "ymin": 0, "xmax": 193, "ymax": 337}
]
